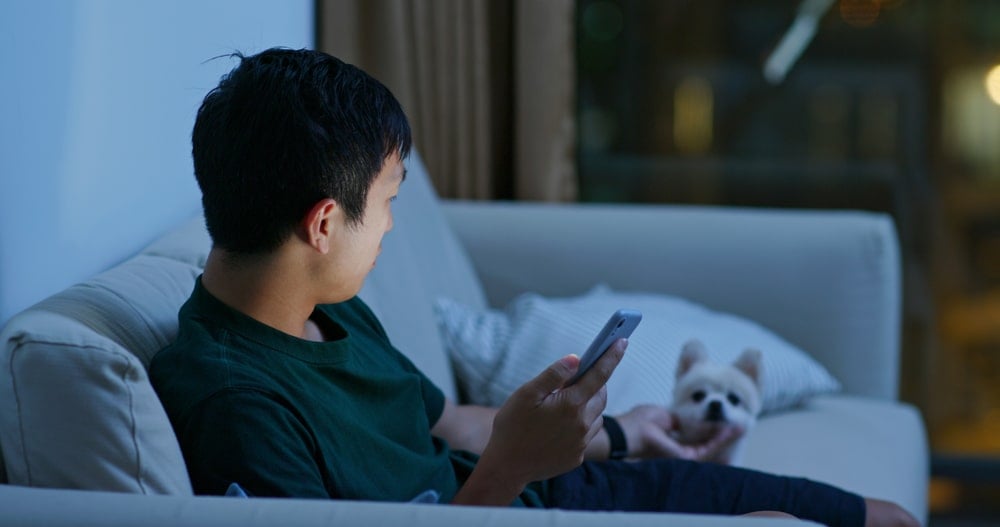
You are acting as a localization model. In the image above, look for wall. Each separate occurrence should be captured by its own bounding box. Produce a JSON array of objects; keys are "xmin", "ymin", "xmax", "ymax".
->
[{"xmin": 0, "ymin": 1, "xmax": 313, "ymax": 324}]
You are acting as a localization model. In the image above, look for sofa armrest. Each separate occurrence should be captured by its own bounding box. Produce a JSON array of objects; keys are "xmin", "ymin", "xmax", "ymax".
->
[
  {"xmin": 442, "ymin": 201, "xmax": 902, "ymax": 401},
  {"xmin": 0, "ymin": 484, "xmax": 823, "ymax": 527}
]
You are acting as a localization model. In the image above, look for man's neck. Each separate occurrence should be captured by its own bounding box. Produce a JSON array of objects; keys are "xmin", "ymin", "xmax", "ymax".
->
[{"xmin": 200, "ymin": 248, "xmax": 318, "ymax": 340}]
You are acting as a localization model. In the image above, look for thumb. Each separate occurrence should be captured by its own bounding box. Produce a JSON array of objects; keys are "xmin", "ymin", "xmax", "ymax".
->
[
  {"xmin": 700, "ymin": 425, "xmax": 744, "ymax": 457},
  {"xmin": 525, "ymin": 354, "xmax": 579, "ymax": 396}
]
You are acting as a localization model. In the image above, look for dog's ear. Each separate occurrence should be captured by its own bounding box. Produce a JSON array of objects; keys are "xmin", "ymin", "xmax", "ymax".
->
[
  {"xmin": 734, "ymin": 348, "xmax": 763, "ymax": 386},
  {"xmin": 677, "ymin": 340, "xmax": 709, "ymax": 379}
]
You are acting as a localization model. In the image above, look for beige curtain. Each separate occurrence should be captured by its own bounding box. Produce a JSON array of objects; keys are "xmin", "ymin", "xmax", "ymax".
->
[{"xmin": 318, "ymin": 0, "xmax": 577, "ymax": 202}]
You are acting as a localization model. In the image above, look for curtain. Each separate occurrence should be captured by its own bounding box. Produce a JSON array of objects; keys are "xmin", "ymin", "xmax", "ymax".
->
[{"xmin": 318, "ymin": 0, "xmax": 576, "ymax": 202}]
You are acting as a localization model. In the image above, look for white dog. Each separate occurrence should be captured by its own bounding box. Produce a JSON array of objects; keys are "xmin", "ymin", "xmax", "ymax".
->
[{"xmin": 669, "ymin": 339, "xmax": 763, "ymax": 466}]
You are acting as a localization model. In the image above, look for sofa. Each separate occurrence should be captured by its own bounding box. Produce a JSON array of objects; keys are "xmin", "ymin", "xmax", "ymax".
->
[{"xmin": 0, "ymin": 152, "xmax": 928, "ymax": 526}]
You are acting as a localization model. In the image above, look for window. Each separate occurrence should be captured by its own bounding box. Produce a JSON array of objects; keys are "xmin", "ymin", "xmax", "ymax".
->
[{"xmin": 577, "ymin": 0, "xmax": 1000, "ymax": 520}]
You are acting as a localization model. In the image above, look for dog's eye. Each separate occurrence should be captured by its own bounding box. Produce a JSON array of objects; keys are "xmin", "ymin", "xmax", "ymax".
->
[
  {"xmin": 727, "ymin": 393, "xmax": 741, "ymax": 406},
  {"xmin": 692, "ymin": 390, "xmax": 706, "ymax": 403}
]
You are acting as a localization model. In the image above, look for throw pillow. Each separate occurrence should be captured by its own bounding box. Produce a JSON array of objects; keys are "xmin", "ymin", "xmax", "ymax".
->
[{"xmin": 434, "ymin": 285, "xmax": 840, "ymax": 415}]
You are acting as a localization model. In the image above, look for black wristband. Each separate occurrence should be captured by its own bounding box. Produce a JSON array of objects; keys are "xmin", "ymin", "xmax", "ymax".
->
[{"xmin": 602, "ymin": 415, "xmax": 628, "ymax": 460}]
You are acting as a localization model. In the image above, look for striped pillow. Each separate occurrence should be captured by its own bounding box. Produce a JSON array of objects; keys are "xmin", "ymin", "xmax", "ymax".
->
[{"xmin": 434, "ymin": 285, "xmax": 840, "ymax": 415}]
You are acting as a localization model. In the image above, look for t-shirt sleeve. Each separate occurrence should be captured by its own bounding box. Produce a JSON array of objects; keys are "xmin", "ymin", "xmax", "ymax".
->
[
  {"xmin": 421, "ymin": 371, "xmax": 446, "ymax": 427},
  {"xmin": 180, "ymin": 388, "xmax": 331, "ymax": 498}
]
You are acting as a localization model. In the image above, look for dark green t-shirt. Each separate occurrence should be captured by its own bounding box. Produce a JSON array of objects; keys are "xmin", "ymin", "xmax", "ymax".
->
[{"xmin": 150, "ymin": 278, "xmax": 545, "ymax": 505}]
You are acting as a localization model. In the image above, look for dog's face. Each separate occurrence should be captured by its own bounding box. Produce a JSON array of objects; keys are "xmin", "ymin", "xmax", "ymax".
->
[{"xmin": 670, "ymin": 340, "xmax": 763, "ymax": 449}]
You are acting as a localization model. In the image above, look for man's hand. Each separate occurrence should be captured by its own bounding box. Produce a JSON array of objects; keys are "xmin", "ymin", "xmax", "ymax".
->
[
  {"xmin": 613, "ymin": 404, "xmax": 744, "ymax": 462},
  {"xmin": 453, "ymin": 339, "xmax": 627, "ymax": 505}
]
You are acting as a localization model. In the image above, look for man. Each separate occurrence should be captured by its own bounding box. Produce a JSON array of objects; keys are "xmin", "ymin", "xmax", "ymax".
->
[{"xmin": 150, "ymin": 47, "xmax": 917, "ymax": 526}]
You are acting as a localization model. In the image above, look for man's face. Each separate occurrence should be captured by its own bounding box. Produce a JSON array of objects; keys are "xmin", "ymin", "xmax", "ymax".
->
[{"xmin": 323, "ymin": 155, "xmax": 405, "ymax": 301}]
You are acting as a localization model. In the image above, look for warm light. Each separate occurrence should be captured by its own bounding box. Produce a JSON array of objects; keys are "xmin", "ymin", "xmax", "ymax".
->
[
  {"xmin": 839, "ymin": 0, "xmax": 880, "ymax": 27},
  {"xmin": 928, "ymin": 478, "xmax": 961, "ymax": 513},
  {"xmin": 942, "ymin": 67, "xmax": 1000, "ymax": 173},
  {"xmin": 985, "ymin": 64, "xmax": 1000, "ymax": 106},
  {"xmin": 877, "ymin": 0, "xmax": 905, "ymax": 9},
  {"xmin": 673, "ymin": 76, "xmax": 713, "ymax": 155}
]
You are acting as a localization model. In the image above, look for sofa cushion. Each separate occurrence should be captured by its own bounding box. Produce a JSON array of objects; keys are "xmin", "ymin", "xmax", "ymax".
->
[
  {"xmin": 359, "ymin": 152, "xmax": 486, "ymax": 400},
  {"xmin": 744, "ymin": 395, "xmax": 927, "ymax": 523},
  {"xmin": 0, "ymin": 255, "xmax": 197, "ymax": 494},
  {"xmin": 140, "ymin": 215, "xmax": 211, "ymax": 269}
]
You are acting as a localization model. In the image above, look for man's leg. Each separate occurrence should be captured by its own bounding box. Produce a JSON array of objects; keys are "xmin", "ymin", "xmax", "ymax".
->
[{"xmin": 546, "ymin": 459, "xmax": 905, "ymax": 527}]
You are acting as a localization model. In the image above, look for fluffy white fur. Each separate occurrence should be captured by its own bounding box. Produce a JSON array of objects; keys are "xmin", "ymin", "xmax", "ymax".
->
[{"xmin": 669, "ymin": 340, "xmax": 763, "ymax": 466}]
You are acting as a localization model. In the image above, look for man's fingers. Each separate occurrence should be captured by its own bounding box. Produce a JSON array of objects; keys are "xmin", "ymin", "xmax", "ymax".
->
[
  {"xmin": 583, "ymin": 410, "xmax": 605, "ymax": 445},
  {"xmin": 647, "ymin": 434, "xmax": 690, "ymax": 459},
  {"xmin": 523, "ymin": 354, "xmax": 580, "ymax": 397},
  {"xmin": 641, "ymin": 425, "xmax": 739, "ymax": 461},
  {"xmin": 697, "ymin": 426, "xmax": 744, "ymax": 458},
  {"xmin": 582, "ymin": 385, "xmax": 609, "ymax": 424},
  {"xmin": 567, "ymin": 339, "xmax": 627, "ymax": 395}
]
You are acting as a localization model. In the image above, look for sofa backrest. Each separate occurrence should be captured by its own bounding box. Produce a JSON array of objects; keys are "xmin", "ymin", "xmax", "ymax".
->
[
  {"xmin": 359, "ymin": 152, "xmax": 487, "ymax": 398},
  {"xmin": 0, "ymin": 255, "xmax": 202, "ymax": 494},
  {"xmin": 0, "ymin": 152, "xmax": 484, "ymax": 492}
]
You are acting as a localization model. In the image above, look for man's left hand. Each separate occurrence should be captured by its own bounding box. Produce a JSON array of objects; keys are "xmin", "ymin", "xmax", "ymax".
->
[{"xmin": 614, "ymin": 404, "xmax": 744, "ymax": 462}]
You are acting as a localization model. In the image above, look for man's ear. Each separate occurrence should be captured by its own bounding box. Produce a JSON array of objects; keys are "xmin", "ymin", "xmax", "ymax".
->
[{"xmin": 302, "ymin": 198, "xmax": 338, "ymax": 254}]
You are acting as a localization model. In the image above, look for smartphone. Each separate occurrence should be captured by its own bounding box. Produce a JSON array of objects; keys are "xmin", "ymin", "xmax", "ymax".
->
[{"xmin": 565, "ymin": 309, "xmax": 642, "ymax": 386}]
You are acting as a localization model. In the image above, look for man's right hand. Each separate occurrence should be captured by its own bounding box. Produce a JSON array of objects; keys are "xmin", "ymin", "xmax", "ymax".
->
[{"xmin": 452, "ymin": 339, "xmax": 627, "ymax": 506}]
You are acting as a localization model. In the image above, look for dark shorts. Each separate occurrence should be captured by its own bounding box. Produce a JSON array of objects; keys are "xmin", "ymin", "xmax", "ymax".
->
[{"xmin": 545, "ymin": 459, "xmax": 865, "ymax": 527}]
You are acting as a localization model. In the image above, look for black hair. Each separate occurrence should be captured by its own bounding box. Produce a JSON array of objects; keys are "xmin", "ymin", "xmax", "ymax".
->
[{"xmin": 191, "ymin": 47, "xmax": 411, "ymax": 255}]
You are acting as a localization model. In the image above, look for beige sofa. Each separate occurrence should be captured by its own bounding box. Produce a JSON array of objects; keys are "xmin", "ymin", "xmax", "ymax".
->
[{"xmin": 0, "ymin": 153, "xmax": 928, "ymax": 526}]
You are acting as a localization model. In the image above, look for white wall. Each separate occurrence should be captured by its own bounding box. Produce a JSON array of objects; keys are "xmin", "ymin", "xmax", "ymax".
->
[{"xmin": 0, "ymin": 1, "xmax": 313, "ymax": 324}]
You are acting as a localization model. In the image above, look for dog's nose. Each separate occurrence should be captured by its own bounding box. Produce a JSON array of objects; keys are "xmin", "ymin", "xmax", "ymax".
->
[{"xmin": 706, "ymin": 400, "xmax": 725, "ymax": 422}]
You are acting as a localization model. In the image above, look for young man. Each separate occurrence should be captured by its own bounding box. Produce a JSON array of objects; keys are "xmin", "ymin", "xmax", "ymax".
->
[{"xmin": 149, "ymin": 48, "xmax": 917, "ymax": 526}]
